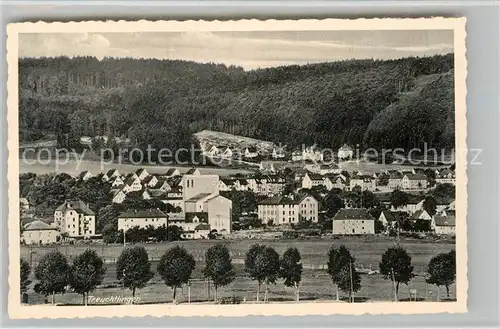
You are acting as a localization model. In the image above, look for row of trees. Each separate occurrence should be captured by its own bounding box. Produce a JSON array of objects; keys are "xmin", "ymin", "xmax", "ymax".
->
[{"xmin": 22, "ymin": 244, "xmax": 456, "ymax": 305}]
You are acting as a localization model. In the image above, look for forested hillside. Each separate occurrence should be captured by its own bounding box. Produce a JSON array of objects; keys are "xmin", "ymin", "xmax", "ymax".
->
[{"xmin": 19, "ymin": 54, "xmax": 454, "ymax": 158}]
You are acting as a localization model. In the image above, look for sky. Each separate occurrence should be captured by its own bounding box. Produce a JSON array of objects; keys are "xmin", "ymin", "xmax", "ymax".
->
[{"xmin": 19, "ymin": 30, "xmax": 454, "ymax": 70}]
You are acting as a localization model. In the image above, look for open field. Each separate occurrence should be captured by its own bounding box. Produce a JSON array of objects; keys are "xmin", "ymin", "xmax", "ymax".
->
[
  {"xmin": 22, "ymin": 237, "xmax": 456, "ymax": 305},
  {"xmin": 19, "ymin": 159, "xmax": 253, "ymax": 177}
]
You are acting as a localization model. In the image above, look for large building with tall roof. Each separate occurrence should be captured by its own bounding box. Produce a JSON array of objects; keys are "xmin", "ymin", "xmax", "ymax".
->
[
  {"xmin": 22, "ymin": 220, "xmax": 59, "ymax": 245},
  {"xmin": 258, "ymin": 194, "xmax": 319, "ymax": 225},
  {"xmin": 54, "ymin": 200, "xmax": 96, "ymax": 238}
]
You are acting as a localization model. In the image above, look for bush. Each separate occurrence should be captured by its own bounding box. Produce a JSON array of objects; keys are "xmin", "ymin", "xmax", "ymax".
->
[{"xmin": 218, "ymin": 296, "xmax": 243, "ymax": 304}]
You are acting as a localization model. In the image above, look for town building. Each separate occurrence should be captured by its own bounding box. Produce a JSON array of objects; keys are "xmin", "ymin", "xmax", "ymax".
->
[
  {"xmin": 257, "ymin": 194, "xmax": 319, "ymax": 225},
  {"xmin": 135, "ymin": 168, "xmax": 150, "ymax": 181},
  {"xmin": 77, "ymin": 170, "xmax": 93, "ymax": 181},
  {"xmin": 401, "ymin": 173, "xmax": 428, "ymax": 190},
  {"xmin": 111, "ymin": 188, "xmax": 127, "ymax": 204},
  {"xmin": 431, "ymin": 215, "xmax": 456, "ymax": 235},
  {"xmin": 323, "ymin": 174, "xmax": 348, "ymax": 191},
  {"xmin": 387, "ymin": 171, "xmax": 404, "ymax": 189},
  {"xmin": 291, "ymin": 150, "xmax": 303, "ymax": 162},
  {"xmin": 143, "ymin": 175, "xmax": 159, "ymax": 188},
  {"xmin": 337, "ymin": 144, "xmax": 354, "ymax": 160},
  {"xmin": 436, "ymin": 169, "xmax": 456, "ymax": 185},
  {"xmin": 390, "ymin": 196, "xmax": 424, "ymax": 214},
  {"xmin": 186, "ymin": 168, "xmax": 202, "ymax": 176},
  {"xmin": 22, "ymin": 220, "xmax": 59, "ymax": 245},
  {"xmin": 122, "ymin": 174, "xmax": 143, "ymax": 193},
  {"xmin": 350, "ymin": 175, "xmax": 377, "ymax": 191},
  {"xmin": 162, "ymin": 168, "xmax": 181, "ymax": 178},
  {"xmin": 378, "ymin": 210, "xmax": 405, "ymax": 231},
  {"xmin": 332, "ymin": 208, "xmax": 375, "ymax": 235},
  {"xmin": 54, "ymin": 200, "xmax": 96, "ymax": 238},
  {"xmin": 103, "ymin": 169, "xmax": 120, "ymax": 182},
  {"xmin": 409, "ymin": 209, "xmax": 432, "ymax": 221},
  {"xmin": 117, "ymin": 209, "xmax": 168, "ymax": 232},
  {"xmin": 244, "ymin": 147, "xmax": 259, "ymax": 159},
  {"xmin": 301, "ymin": 172, "xmax": 324, "ymax": 189},
  {"xmin": 219, "ymin": 178, "xmax": 234, "ymax": 191},
  {"xmin": 302, "ymin": 145, "xmax": 324, "ymax": 162}
]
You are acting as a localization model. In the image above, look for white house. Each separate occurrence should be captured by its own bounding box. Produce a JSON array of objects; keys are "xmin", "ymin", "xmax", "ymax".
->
[
  {"xmin": 291, "ymin": 150, "xmax": 303, "ymax": 162},
  {"xmin": 135, "ymin": 168, "xmax": 150, "ymax": 181},
  {"xmin": 323, "ymin": 174, "xmax": 348, "ymax": 191},
  {"xmin": 186, "ymin": 168, "xmax": 202, "ymax": 176},
  {"xmin": 143, "ymin": 175, "xmax": 159, "ymax": 188},
  {"xmin": 103, "ymin": 169, "xmax": 120, "ymax": 182},
  {"xmin": 54, "ymin": 200, "xmax": 96, "ymax": 238},
  {"xmin": 297, "ymin": 195, "xmax": 319, "ymax": 222},
  {"xmin": 110, "ymin": 176, "xmax": 125, "ymax": 188},
  {"xmin": 111, "ymin": 188, "xmax": 127, "ymax": 204},
  {"xmin": 272, "ymin": 147, "xmax": 286, "ymax": 159},
  {"xmin": 350, "ymin": 175, "xmax": 376, "ymax": 191},
  {"xmin": 244, "ymin": 147, "xmax": 259, "ymax": 159},
  {"xmin": 332, "ymin": 208, "xmax": 375, "ymax": 235},
  {"xmin": 302, "ymin": 145, "xmax": 324, "ymax": 162},
  {"xmin": 22, "ymin": 221, "xmax": 59, "ymax": 245},
  {"xmin": 162, "ymin": 168, "xmax": 181, "ymax": 177},
  {"xmin": 77, "ymin": 170, "xmax": 93, "ymax": 181},
  {"xmin": 410, "ymin": 209, "xmax": 432, "ymax": 221},
  {"xmin": 123, "ymin": 174, "xmax": 143, "ymax": 193},
  {"xmin": 337, "ymin": 144, "xmax": 354, "ymax": 160},
  {"xmin": 258, "ymin": 195, "xmax": 319, "ymax": 225},
  {"xmin": 302, "ymin": 172, "xmax": 324, "ymax": 189},
  {"xmin": 431, "ymin": 215, "xmax": 456, "ymax": 235},
  {"xmin": 401, "ymin": 173, "xmax": 428, "ymax": 190},
  {"xmin": 117, "ymin": 209, "xmax": 168, "ymax": 232}
]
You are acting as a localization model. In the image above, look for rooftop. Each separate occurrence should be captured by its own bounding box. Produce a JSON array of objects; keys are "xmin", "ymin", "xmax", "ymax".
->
[
  {"xmin": 333, "ymin": 208, "xmax": 374, "ymax": 221},
  {"xmin": 118, "ymin": 209, "xmax": 168, "ymax": 219},
  {"xmin": 24, "ymin": 220, "xmax": 57, "ymax": 231},
  {"xmin": 55, "ymin": 200, "xmax": 95, "ymax": 216}
]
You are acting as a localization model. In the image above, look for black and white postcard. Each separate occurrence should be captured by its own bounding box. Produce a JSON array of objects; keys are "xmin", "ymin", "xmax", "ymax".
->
[{"xmin": 7, "ymin": 18, "xmax": 467, "ymax": 318}]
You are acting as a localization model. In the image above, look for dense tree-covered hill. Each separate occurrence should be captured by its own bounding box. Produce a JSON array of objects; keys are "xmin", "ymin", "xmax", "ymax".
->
[{"xmin": 19, "ymin": 54, "xmax": 454, "ymax": 157}]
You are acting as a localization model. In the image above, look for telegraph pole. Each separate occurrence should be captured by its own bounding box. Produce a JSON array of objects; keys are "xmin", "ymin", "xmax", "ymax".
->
[{"xmin": 349, "ymin": 261, "xmax": 354, "ymax": 303}]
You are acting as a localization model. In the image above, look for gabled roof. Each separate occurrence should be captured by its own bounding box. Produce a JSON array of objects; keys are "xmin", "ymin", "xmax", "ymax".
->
[
  {"xmin": 24, "ymin": 220, "xmax": 57, "ymax": 231},
  {"xmin": 305, "ymin": 171, "xmax": 323, "ymax": 181},
  {"xmin": 186, "ymin": 193, "xmax": 213, "ymax": 203},
  {"xmin": 220, "ymin": 178, "xmax": 234, "ymax": 185},
  {"xmin": 410, "ymin": 209, "xmax": 429, "ymax": 220},
  {"xmin": 236, "ymin": 179, "xmax": 249, "ymax": 186},
  {"xmin": 165, "ymin": 168, "xmax": 178, "ymax": 176},
  {"xmin": 106, "ymin": 169, "xmax": 119, "ymax": 177},
  {"xmin": 185, "ymin": 212, "xmax": 209, "ymax": 223},
  {"xmin": 166, "ymin": 176, "xmax": 182, "ymax": 187},
  {"xmin": 55, "ymin": 200, "xmax": 95, "ymax": 216},
  {"xmin": 143, "ymin": 175, "xmax": 156, "ymax": 184},
  {"xmin": 135, "ymin": 168, "xmax": 148, "ymax": 176},
  {"xmin": 404, "ymin": 173, "xmax": 427, "ymax": 181},
  {"xmin": 379, "ymin": 210, "xmax": 404, "ymax": 222},
  {"xmin": 125, "ymin": 175, "xmax": 140, "ymax": 186},
  {"xmin": 186, "ymin": 168, "xmax": 199, "ymax": 175},
  {"xmin": 259, "ymin": 196, "xmax": 295, "ymax": 205},
  {"xmin": 333, "ymin": 208, "xmax": 374, "ymax": 221},
  {"xmin": 77, "ymin": 171, "xmax": 91, "ymax": 179},
  {"xmin": 434, "ymin": 215, "xmax": 456, "ymax": 227},
  {"xmin": 338, "ymin": 143, "xmax": 353, "ymax": 151},
  {"xmin": 389, "ymin": 172, "xmax": 404, "ymax": 179},
  {"xmin": 118, "ymin": 209, "xmax": 167, "ymax": 219},
  {"xmin": 296, "ymin": 194, "xmax": 318, "ymax": 204}
]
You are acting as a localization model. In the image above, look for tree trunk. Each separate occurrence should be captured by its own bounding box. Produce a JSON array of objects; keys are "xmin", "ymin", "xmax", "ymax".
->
[
  {"xmin": 264, "ymin": 281, "xmax": 269, "ymax": 303},
  {"xmin": 51, "ymin": 290, "xmax": 55, "ymax": 305},
  {"xmin": 82, "ymin": 293, "xmax": 86, "ymax": 306},
  {"xmin": 446, "ymin": 285, "xmax": 450, "ymax": 299},
  {"xmin": 336, "ymin": 285, "xmax": 339, "ymax": 301},
  {"xmin": 295, "ymin": 283, "xmax": 300, "ymax": 302},
  {"xmin": 132, "ymin": 288, "xmax": 136, "ymax": 304},
  {"xmin": 85, "ymin": 292, "xmax": 89, "ymax": 306},
  {"xmin": 395, "ymin": 282, "xmax": 400, "ymax": 302},
  {"xmin": 256, "ymin": 282, "xmax": 261, "ymax": 302},
  {"xmin": 173, "ymin": 286, "xmax": 177, "ymax": 304},
  {"xmin": 214, "ymin": 286, "xmax": 218, "ymax": 304},
  {"xmin": 437, "ymin": 285, "xmax": 440, "ymax": 302}
]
